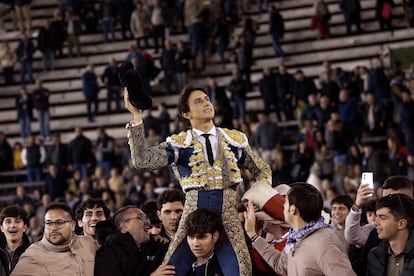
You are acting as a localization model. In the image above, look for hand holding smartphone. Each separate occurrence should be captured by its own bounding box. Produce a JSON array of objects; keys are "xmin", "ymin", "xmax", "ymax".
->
[{"xmin": 361, "ymin": 172, "xmax": 374, "ymax": 196}]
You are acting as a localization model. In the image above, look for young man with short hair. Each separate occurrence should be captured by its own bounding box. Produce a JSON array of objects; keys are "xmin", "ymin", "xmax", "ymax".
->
[
  {"xmin": 156, "ymin": 189, "xmax": 185, "ymax": 240},
  {"xmin": 331, "ymin": 195, "xmax": 353, "ymax": 230},
  {"xmin": 76, "ymin": 198, "xmax": 110, "ymax": 238},
  {"xmin": 367, "ymin": 194, "xmax": 414, "ymax": 275},
  {"xmin": 185, "ymin": 209, "xmax": 223, "ymax": 276},
  {"xmin": 0, "ymin": 205, "xmax": 31, "ymax": 276},
  {"xmin": 245, "ymin": 183, "xmax": 356, "ymax": 276}
]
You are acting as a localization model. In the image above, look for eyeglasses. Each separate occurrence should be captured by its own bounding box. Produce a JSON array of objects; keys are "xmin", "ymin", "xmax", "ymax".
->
[
  {"xmin": 124, "ymin": 213, "xmax": 147, "ymax": 223},
  {"xmin": 44, "ymin": 220, "xmax": 72, "ymax": 228}
]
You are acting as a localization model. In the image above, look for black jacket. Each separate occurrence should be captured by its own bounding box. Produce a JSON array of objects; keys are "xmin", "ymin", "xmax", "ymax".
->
[
  {"xmin": 185, "ymin": 254, "xmax": 224, "ymax": 276},
  {"xmin": 0, "ymin": 232, "xmax": 31, "ymax": 276},
  {"xmin": 367, "ymin": 229, "xmax": 414, "ymax": 276},
  {"xmin": 95, "ymin": 231, "xmax": 168, "ymax": 276}
]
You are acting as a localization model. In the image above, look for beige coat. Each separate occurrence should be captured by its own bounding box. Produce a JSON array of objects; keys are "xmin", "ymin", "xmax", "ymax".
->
[
  {"xmin": 0, "ymin": 43, "xmax": 17, "ymax": 68},
  {"xmin": 253, "ymin": 228, "xmax": 356, "ymax": 276},
  {"xmin": 11, "ymin": 235, "xmax": 97, "ymax": 276},
  {"xmin": 130, "ymin": 9, "xmax": 148, "ymax": 39}
]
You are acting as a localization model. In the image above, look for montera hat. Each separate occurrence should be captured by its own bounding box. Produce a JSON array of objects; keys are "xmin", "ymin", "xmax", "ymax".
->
[{"xmin": 118, "ymin": 62, "xmax": 152, "ymax": 110}]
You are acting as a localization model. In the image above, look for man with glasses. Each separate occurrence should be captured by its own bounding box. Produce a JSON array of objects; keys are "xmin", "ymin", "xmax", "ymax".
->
[
  {"xmin": 367, "ymin": 194, "xmax": 414, "ymax": 275},
  {"xmin": 12, "ymin": 202, "xmax": 97, "ymax": 276},
  {"xmin": 94, "ymin": 205, "xmax": 169, "ymax": 276}
]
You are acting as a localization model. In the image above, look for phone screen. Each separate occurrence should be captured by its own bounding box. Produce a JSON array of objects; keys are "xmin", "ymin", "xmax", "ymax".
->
[{"xmin": 361, "ymin": 172, "xmax": 374, "ymax": 189}]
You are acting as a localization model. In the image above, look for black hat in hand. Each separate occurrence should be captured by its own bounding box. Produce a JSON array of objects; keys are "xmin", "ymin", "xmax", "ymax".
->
[{"xmin": 118, "ymin": 62, "xmax": 152, "ymax": 110}]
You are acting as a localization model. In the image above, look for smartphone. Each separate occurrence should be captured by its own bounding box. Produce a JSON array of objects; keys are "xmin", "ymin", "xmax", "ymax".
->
[{"xmin": 361, "ymin": 172, "xmax": 374, "ymax": 190}]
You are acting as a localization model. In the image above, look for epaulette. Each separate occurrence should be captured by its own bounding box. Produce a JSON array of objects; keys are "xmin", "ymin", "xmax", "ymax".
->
[
  {"xmin": 219, "ymin": 128, "xmax": 248, "ymax": 148},
  {"xmin": 166, "ymin": 130, "xmax": 192, "ymax": 148}
]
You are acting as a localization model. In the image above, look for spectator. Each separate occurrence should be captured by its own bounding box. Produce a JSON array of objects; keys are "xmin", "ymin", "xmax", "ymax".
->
[
  {"xmin": 0, "ymin": 131, "xmax": 12, "ymax": 172},
  {"xmin": 14, "ymin": 0, "xmax": 31, "ymax": 33},
  {"xmin": 157, "ymin": 102, "xmax": 171, "ymax": 140},
  {"xmin": 313, "ymin": 0, "xmax": 331, "ymax": 39},
  {"xmin": 212, "ymin": 13, "xmax": 231, "ymax": 68},
  {"xmin": 95, "ymin": 127, "xmax": 115, "ymax": 176},
  {"xmin": 13, "ymin": 186, "xmax": 32, "ymax": 207},
  {"xmin": 22, "ymin": 135, "xmax": 46, "ymax": 183},
  {"xmin": 32, "ymin": 78, "xmax": 50, "ymax": 140},
  {"xmin": 37, "ymin": 19, "xmax": 54, "ymax": 72},
  {"xmin": 175, "ymin": 40, "xmax": 191, "ymax": 92},
  {"xmin": 189, "ymin": 15, "xmax": 207, "ymax": 73},
  {"xmin": 185, "ymin": 209, "xmax": 224, "ymax": 275},
  {"xmin": 246, "ymin": 184, "xmax": 291, "ymax": 276},
  {"xmin": 344, "ymin": 184, "xmax": 376, "ymax": 247},
  {"xmin": 0, "ymin": 41, "xmax": 17, "ymax": 85},
  {"xmin": 367, "ymin": 194, "xmax": 414, "ymax": 275},
  {"xmin": 94, "ymin": 205, "xmax": 168, "ymax": 276},
  {"xmin": 99, "ymin": 0, "xmax": 116, "ymax": 43},
  {"xmin": 361, "ymin": 143, "xmax": 384, "ymax": 188},
  {"xmin": 46, "ymin": 132, "xmax": 70, "ymax": 171},
  {"xmin": 398, "ymin": 90, "xmax": 414, "ymax": 150},
  {"xmin": 130, "ymin": 1, "xmax": 149, "ymax": 48},
  {"xmin": 387, "ymin": 136, "xmax": 409, "ymax": 176},
  {"xmin": 12, "ymin": 142, "xmax": 25, "ymax": 171},
  {"xmin": 161, "ymin": 39, "xmax": 177, "ymax": 95},
  {"xmin": 15, "ymin": 85, "xmax": 33, "ymax": 140},
  {"xmin": 320, "ymin": 71, "xmax": 340, "ymax": 106},
  {"xmin": 293, "ymin": 70, "xmax": 317, "ymax": 119},
  {"xmin": 254, "ymin": 112, "xmax": 281, "ymax": 165},
  {"xmin": 338, "ymin": 89, "xmax": 360, "ymax": 142},
  {"xmin": 0, "ymin": 205, "xmax": 31, "ymax": 276},
  {"xmin": 156, "ymin": 189, "xmax": 185, "ymax": 241},
  {"xmin": 75, "ymin": 198, "xmax": 110, "ymax": 239},
  {"xmin": 290, "ymin": 138, "xmax": 314, "ymax": 182},
  {"xmin": 150, "ymin": 0, "xmax": 165, "ymax": 53},
  {"xmin": 340, "ymin": 0, "xmax": 363, "ymax": 34},
  {"xmin": 50, "ymin": 9, "xmax": 66, "ymax": 58},
  {"xmin": 81, "ymin": 64, "xmax": 100, "ymax": 122},
  {"xmin": 376, "ymin": 0, "xmax": 394, "ymax": 31},
  {"xmin": 276, "ymin": 64, "xmax": 295, "ymax": 121},
  {"xmin": 101, "ymin": 58, "xmax": 121, "ymax": 114},
  {"xmin": 43, "ymin": 163, "xmax": 68, "ymax": 200},
  {"xmin": 259, "ymin": 68, "xmax": 279, "ymax": 117},
  {"xmin": 64, "ymin": 9, "xmax": 81, "ymax": 57},
  {"xmin": 69, "ymin": 127, "xmax": 94, "ymax": 178},
  {"xmin": 244, "ymin": 182, "xmax": 356, "ymax": 275},
  {"xmin": 268, "ymin": 5, "xmax": 285, "ymax": 58},
  {"xmin": 79, "ymin": 0, "xmax": 98, "ymax": 34},
  {"xmin": 234, "ymin": 35, "xmax": 253, "ymax": 88},
  {"xmin": 108, "ymin": 167, "xmax": 126, "ymax": 206},
  {"xmin": 11, "ymin": 203, "xmax": 97, "ymax": 276},
  {"xmin": 115, "ymin": 0, "xmax": 133, "ymax": 40},
  {"xmin": 227, "ymin": 68, "xmax": 248, "ymax": 122},
  {"xmin": 207, "ymin": 78, "xmax": 233, "ymax": 128},
  {"xmin": 271, "ymin": 148, "xmax": 292, "ymax": 186},
  {"xmin": 361, "ymin": 92, "xmax": 387, "ymax": 137},
  {"xmin": 330, "ymin": 195, "xmax": 353, "ymax": 246},
  {"xmin": 16, "ymin": 33, "xmax": 35, "ymax": 85},
  {"xmin": 311, "ymin": 95, "xmax": 332, "ymax": 130}
]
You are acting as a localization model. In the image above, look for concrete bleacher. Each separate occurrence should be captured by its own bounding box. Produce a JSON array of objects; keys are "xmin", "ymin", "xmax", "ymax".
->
[{"xmin": 0, "ymin": 0, "xmax": 411, "ymax": 149}]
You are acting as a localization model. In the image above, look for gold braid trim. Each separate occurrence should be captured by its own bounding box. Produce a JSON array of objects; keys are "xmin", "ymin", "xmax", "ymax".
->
[
  {"xmin": 222, "ymin": 188, "xmax": 252, "ymax": 276},
  {"xmin": 127, "ymin": 124, "xmax": 169, "ymax": 170}
]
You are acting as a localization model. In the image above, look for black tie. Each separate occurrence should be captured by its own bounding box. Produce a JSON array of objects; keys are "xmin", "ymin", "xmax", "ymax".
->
[{"xmin": 202, "ymin": 134, "xmax": 214, "ymax": 166}]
